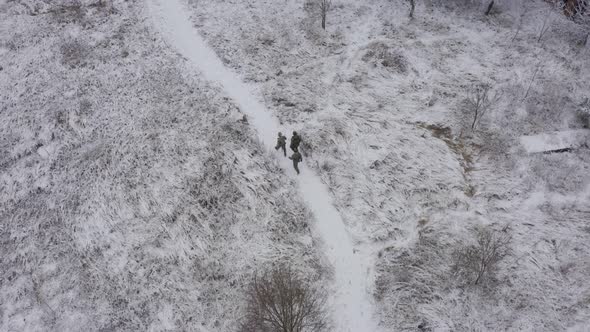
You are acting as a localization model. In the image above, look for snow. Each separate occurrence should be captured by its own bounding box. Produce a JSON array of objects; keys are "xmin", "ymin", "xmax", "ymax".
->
[
  {"xmin": 148, "ymin": 0, "xmax": 380, "ymax": 330},
  {"xmin": 1, "ymin": 2, "xmax": 325, "ymax": 331},
  {"xmin": 179, "ymin": 0, "xmax": 590, "ymax": 330},
  {"xmin": 2, "ymin": 0, "xmax": 590, "ymax": 330},
  {"xmin": 520, "ymin": 129, "xmax": 590, "ymax": 153}
]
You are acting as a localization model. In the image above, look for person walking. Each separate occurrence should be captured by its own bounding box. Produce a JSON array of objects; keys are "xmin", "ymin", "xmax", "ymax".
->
[
  {"xmin": 289, "ymin": 148, "xmax": 303, "ymax": 175},
  {"xmin": 275, "ymin": 132, "xmax": 287, "ymax": 157},
  {"xmin": 290, "ymin": 131, "xmax": 301, "ymax": 152}
]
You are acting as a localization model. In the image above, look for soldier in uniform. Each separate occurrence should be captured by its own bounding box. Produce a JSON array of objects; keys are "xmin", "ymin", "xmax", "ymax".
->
[
  {"xmin": 289, "ymin": 148, "xmax": 303, "ymax": 175},
  {"xmin": 275, "ymin": 132, "xmax": 287, "ymax": 156},
  {"xmin": 290, "ymin": 131, "xmax": 301, "ymax": 152}
]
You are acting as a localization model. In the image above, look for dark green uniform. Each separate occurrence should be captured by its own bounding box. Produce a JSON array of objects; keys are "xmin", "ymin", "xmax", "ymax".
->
[
  {"xmin": 290, "ymin": 132, "xmax": 301, "ymax": 152},
  {"xmin": 275, "ymin": 133, "xmax": 287, "ymax": 156},
  {"xmin": 289, "ymin": 151, "xmax": 303, "ymax": 174}
]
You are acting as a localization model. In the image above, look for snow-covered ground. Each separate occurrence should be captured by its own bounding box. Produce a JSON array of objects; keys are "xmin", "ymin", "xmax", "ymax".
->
[
  {"xmin": 1, "ymin": 1, "xmax": 325, "ymax": 331},
  {"xmin": 179, "ymin": 0, "xmax": 590, "ymax": 330},
  {"xmin": 148, "ymin": 0, "xmax": 379, "ymax": 330},
  {"xmin": 520, "ymin": 129, "xmax": 589, "ymax": 153},
  {"xmin": 2, "ymin": 0, "xmax": 590, "ymax": 331}
]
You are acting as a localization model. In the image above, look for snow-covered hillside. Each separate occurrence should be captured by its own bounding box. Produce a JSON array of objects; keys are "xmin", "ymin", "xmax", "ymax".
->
[
  {"xmin": 1, "ymin": 1, "xmax": 325, "ymax": 331},
  {"xmin": 1, "ymin": 0, "xmax": 589, "ymax": 331}
]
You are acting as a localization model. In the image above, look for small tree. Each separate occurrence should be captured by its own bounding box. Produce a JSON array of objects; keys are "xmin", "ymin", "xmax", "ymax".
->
[
  {"xmin": 537, "ymin": 10, "xmax": 553, "ymax": 43},
  {"xmin": 320, "ymin": 0, "xmax": 332, "ymax": 30},
  {"xmin": 409, "ymin": 0, "xmax": 416, "ymax": 18},
  {"xmin": 465, "ymin": 83, "xmax": 499, "ymax": 132},
  {"xmin": 511, "ymin": 0, "xmax": 529, "ymax": 42},
  {"xmin": 241, "ymin": 265, "xmax": 328, "ymax": 332},
  {"xmin": 452, "ymin": 226, "xmax": 511, "ymax": 286},
  {"xmin": 523, "ymin": 62, "xmax": 541, "ymax": 100},
  {"xmin": 577, "ymin": 98, "xmax": 590, "ymax": 127},
  {"xmin": 485, "ymin": 0, "xmax": 494, "ymax": 15}
]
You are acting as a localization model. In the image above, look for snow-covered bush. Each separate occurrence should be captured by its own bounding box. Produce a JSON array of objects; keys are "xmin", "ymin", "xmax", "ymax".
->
[
  {"xmin": 60, "ymin": 38, "xmax": 89, "ymax": 68},
  {"xmin": 361, "ymin": 41, "xmax": 408, "ymax": 74},
  {"xmin": 374, "ymin": 230, "xmax": 452, "ymax": 330},
  {"xmin": 476, "ymin": 130, "xmax": 514, "ymax": 162},
  {"xmin": 567, "ymin": 0, "xmax": 590, "ymax": 46},
  {"xmin": 241, "ymin": 265, "xmax": 328, "ymax": 332},
  {"xmin": 451, "ymin": 226, "xmax": 511, "ymax": 286},
  {"xmin": 524, "ymin": 81, "xmax": 574, "ymax": 132},
  {"xmin": 527, "ymin": 152, "xmax": 590, "ymax": 193}
]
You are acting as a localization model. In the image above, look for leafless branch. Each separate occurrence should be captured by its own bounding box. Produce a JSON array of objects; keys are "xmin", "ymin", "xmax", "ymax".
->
[
  {"xmin": 241, "ymin": 265, "xmax": 328, "ymax": 332},
  {"xmin": 452, "ymin": 226, "xmax": 511, "ymax": 286},
  {"xmin": 320, "ymin": 0, "xmax": 332, "ymax": 30}
]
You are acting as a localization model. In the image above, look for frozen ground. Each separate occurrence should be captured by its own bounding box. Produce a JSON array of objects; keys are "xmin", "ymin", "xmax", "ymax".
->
[{"xmin": 2, "ymin": 0, "xmax": 590, "ymax": 331}]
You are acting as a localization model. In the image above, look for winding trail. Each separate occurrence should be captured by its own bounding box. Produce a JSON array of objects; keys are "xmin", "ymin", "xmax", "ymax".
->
[{"xmin": 148, "ymin": 0, "xmax": 379, "ymax": 330}]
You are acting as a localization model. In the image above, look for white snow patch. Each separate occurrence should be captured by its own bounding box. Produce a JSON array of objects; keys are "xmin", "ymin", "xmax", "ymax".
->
[
  {"xmin": 148, "ymin": 0, "xmax": 381, "ymax": 330},
  {"xmin": 520, "ymin": 129, "xmax": 590, "ymax": 154}
]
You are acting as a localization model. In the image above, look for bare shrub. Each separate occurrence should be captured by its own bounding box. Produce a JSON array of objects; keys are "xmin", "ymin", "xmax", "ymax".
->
[
  {"xmin": 528, "ymin": 153, "xmax": 590, "ymax": 194},
  {"xmin": 563, "ymin": 0, "xmax": 590, "ymax": 47},
  {"xmin": 50, "ymin": 1, "xmax": 86, "ymax": 24},
  {"xmin": 511, "ymin": 0, "xmax": 530, "ymax": 42},
  {"xmin": 452, "ymin": 226, "xmax": 511, "ymax": 286},
  {"xmin": 577, "ymin": 98, "xmax": 590, "ymax": 128},
  {"xmin": 537, "ymin": 10, "xmax": 554, "ymax": 43},
  {"xmin": 304, "ymin": 0, "xmax": 332, "ymax": 30},
  {"xmin": 362, "ymin": 42, "xmax": 408, "ymax": 74},
  {"xmin": 192, "ymin": 149, "xmax": 242, "ymax": 214},
  {"xmin": 465, "ymin": 83, "xmax": 500, "ymax": 132},
  {"xmin": 374, "ymin": 230, "xmax": 450, "ymax": 330},
  {"xmin": 524, "ymin": 81, "xmax": 576, "ymax": 131},
  {"xmin": 476, "ymin": 130, "xmax": 514, "ymax": 163},
  {"xmin": 523, "ymin": 62, "xmax": 541, "ymax": 100},
  {"xmin": 320, "ymin": 0, "xmax": 332, "ymax": 30},
  {"xmin": 79, "ymin": 99, "xmax": 92, "ymax": 115},
  {"xmin": 562, "ymin": 0, "xmax": 588, "ymax": 18},
  {"xmin": 240, "ymin": 265, "xmax": 327, "ymax": 332},
  {"xmin": 60, "ymin": 39, "xmax": 89, "ymax": 68}
]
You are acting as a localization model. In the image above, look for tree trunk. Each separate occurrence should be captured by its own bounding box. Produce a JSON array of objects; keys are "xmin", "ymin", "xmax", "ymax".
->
[
  {"xmin": 409, "ymin": 0, "xmax": 415, "ymax": 18},
  {"xmin": 321, "ymin": 14, "xmax": 326, "ymax": 30},
  {"xmin": 485, "ymin": 1, "xmax": 494, "ymax": 15}
]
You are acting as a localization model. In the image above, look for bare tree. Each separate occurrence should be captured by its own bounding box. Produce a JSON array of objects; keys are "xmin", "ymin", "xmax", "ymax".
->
[
  {"xmin": 523, "ymin": 61, "xmax": 541, "ymax": 100},
  {"xmin": 452, "ymin": 226, "xmax": 511, "ymax": 285},
  {"xmin": 320, "ymin": 0, "xmax": 332, "ymax": 30},
  {"xmin": 241, "ymin": 265, "xmax": 328, "ymax": 332},
  {"xmin": 577, "ymin": 98, "xmax": 590, "ymax": 127},
  {"xmin": 485, "ymin": 0, "xmax": 494, "ymax": 15},
  {"xmin": 409, "ymin": 0, "xmax": 416, "ymax": 18},
  {"xmin": 537, "ymin": 10, "xmax": 553, "ymax": 43},
  {"xmin": 465, "ymin": 83, "xmax": 499, "ymax": 132},
  {"xmin": 510, "ymin": 0, "xmax": 529, "ymax": 43}
]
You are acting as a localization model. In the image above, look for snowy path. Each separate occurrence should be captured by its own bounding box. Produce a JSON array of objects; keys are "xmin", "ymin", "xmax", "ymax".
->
[{"xmin": 148, "ymin": 0, "xmax": 379, "ymax": 331}]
